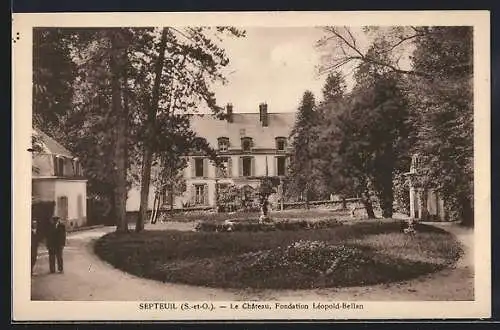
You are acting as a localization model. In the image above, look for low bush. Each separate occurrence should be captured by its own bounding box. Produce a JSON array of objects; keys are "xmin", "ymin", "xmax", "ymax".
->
[{"xmin": 194, "ymin": 218, "xmax": 342, "ymax": 232}]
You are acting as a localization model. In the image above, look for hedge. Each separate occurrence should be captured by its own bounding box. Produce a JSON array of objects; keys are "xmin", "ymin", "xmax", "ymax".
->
[{"xmin": 194, "ymin": 218, "xmax": 342, "ymax": 233}]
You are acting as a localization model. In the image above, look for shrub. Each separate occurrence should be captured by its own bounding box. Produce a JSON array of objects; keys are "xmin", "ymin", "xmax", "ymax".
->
[{"xmin": 194, "ymin": 218, "xmax": 342, "ymax": 233}]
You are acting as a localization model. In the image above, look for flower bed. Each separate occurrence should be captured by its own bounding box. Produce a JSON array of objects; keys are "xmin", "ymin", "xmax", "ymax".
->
[
  {"xmin": 194, "ymin": 218, "xmax": 342, "ymax": 232},
  {"xmin": 238, "ymin": 240, "xmax": 370, "ymax": 275}
]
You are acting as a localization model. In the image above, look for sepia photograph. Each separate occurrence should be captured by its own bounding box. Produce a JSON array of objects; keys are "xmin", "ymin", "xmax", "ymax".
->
[{"xmin": 12, "ymin": 11, "xmax": 490, "ymax": 320}]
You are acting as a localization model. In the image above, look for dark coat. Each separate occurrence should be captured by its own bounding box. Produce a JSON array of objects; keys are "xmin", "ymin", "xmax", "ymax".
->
[{"xmin": 46, "ymin": 222, "xmax": 66, "ymax": 249}]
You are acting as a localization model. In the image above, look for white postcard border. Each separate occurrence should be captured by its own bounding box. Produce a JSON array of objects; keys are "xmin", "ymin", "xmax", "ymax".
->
[{"xmin": 12, "ymin": 10, "xmax": 491, "ymax": 321}]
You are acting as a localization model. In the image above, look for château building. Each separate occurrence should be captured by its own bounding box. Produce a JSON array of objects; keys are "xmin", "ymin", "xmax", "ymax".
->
[{"xmin": 126, "ymin": 103, "xmax": 295, "ymax": 210}]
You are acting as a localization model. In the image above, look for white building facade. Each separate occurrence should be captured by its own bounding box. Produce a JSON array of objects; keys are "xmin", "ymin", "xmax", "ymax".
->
[{"xmin": 127, "ymin": 103, "xmax": 295, "ymax": 211}]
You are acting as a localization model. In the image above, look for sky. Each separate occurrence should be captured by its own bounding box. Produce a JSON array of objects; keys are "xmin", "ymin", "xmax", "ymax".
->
[
  {"xmin": 202, "ymin": 26, "xmax": 415, "ymax": 114},
  {"xmin": 208, "ymin": 27, "xmax": 335, "ymax": 114}
]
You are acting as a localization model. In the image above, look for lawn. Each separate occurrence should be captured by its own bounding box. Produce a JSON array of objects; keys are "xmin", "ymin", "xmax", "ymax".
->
[{"xmin": 94, "ymin": 221, "xmax": 463, "ymax": 290}]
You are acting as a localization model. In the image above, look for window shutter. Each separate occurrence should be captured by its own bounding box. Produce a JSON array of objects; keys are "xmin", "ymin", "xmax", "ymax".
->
[
  {"xmin": 227, "ymin": 157, "xmax": 232, "ymax": 177},
  {"xmin": 203, "ymin": 158, "xmax": 208, "ymax": 177},
  {"xmin": 238, "ymin": 157, "xmax": 243, "ymax": 177},
  {"xmin": 251, "ymin": 157, "xmax": 255, "ymax": 177},
  {"xmin": 274, "ymin": 156, "xmax": 277, "ymax": 176},
  {"xmin": 285, "ymin": 156, "xmax": 290, "ymax": 176},
  {"xmin": 191, "ymin": 157, "xmax": 196, "ymax": 178},
  {"xmin": 52, "ymin": 155, "xmax": 57, "ymax": 176},
  {"xmin": 203, "ymin": 184, "xmax": 209, "ymax": 205}
]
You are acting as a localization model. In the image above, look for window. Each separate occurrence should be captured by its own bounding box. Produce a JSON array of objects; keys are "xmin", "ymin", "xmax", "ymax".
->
[
  {"xmin": 77, "ymin": 194, "xmax": 84, "ymax": 219},
  {"xmin": 218, "ymin": 137, "xmax": 229, "ymax": 152},
  {"xmin": 194, "ymin": 184, "xmax": 207, "ymax": 205},
  {"xmin": 195, "ymin": 158, "xmax": 204, "ymax": 177},
  {"xmin": 217, "ymin": 157, "xmax": 230, "ymax": 177},
  {"xmin": 241, "ymin": 137, "xmax": 253, "ymax": 152},
  {"xmin": 276, "ymin": 137, "xmax": 287, "ymax": 151},
  {"xmin": 73, "ymin": 159, "xmax": 81, "ymax": 176},
  {"xmin": 57, "ymin": 196, "xmax": 68, "ymax": 220},
  {"xmin": 55, "ymin": 157, "xmax": 65, "ymax": 176},
  {"xmin": 242, "ymin": 157, "xmax": 252, "ymax": 177},
  {"xmin": 277, "ymin": 157, "xmax": 286, "ymax": 176}
]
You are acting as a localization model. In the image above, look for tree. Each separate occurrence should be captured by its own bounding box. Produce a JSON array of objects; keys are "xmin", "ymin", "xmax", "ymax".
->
[
  {"xmin": 135, "ymin": 27, "xmax": 246, "ymax": 232},
  {"xmin": 33, "ymin": 28, "xmax": 76, "ymax": 132},
  {"xmin": 55, "ymin": 28, "xmax": 143, "ymax": 232},
  {"xmin": 135, "ymin": 28, "xmax": 169, "ymax": 232},
  {"xmin": 409, "ymin": 27, "xmax": 474, "ymax": 226},
  {"xmin": 288, "ymin": 91, "xmax": 322, "ymax": 207},
  {"xmin": 149, "ymin": 153, "xmax": 187, "ymax": 224},
  {"xmin": 317, "ymin": 73, "xmax": 410, "ymax": 219},
  {"xmin": 317, "ymin": 26, "xmax": 473, "ymax": 224},
  {"xmin": 321, "ymin": 71, "xmax": 347, "ymax": 105}
]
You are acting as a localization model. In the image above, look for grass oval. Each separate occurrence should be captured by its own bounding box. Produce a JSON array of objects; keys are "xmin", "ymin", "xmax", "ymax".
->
[{"xmin": 94, "ymin": 221, "xmax": 462, "ymax": 289}]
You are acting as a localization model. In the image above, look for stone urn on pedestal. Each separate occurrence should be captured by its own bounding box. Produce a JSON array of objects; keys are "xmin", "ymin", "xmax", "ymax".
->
[{"xmin": 402, "ymin": 154, "xmax": 431, "ymax": 233}]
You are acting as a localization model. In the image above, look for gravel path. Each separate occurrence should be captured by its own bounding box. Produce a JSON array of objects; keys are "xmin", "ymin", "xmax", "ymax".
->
[{"xmin": 31, "ymin": 222, "xmax": 473, "ymax": 301}]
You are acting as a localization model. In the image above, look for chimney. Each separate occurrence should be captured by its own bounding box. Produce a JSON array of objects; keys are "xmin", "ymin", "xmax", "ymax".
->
[
  {"xmin": 259, "ymin": 102, "xmax": 268, "ymax": 127},
  {"xmin": 226, "ymin": 103, "xmax": 233, "ymax": 123}
]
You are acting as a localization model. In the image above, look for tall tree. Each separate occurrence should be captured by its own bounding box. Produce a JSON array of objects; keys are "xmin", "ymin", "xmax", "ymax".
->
[
  {"xmin": 134, "ymin": 27, "xmax": 245, "ymax": 232},
  {"xmin": 289, "ymin": 91, "xmax": 320, "ymax": 207},
  {"xmin": 321, "ymin": 71, "xmax": 347, "ymax": 105},
  {"xmin": 33, "ymin": 28, "xmax": 76, "ymax": 133},
  {"xmin": 409, "ymin": 27, "xmax": 474, "ymax": 226},
  {"xmin": 135, "ymin": 28, "xmax": 169, "ymax": 232},
  {"xmin": 317, "ymin": 26, "xmax": 473, "ymax": 224},
  {"xmin": 58, "ymin": 28, "xmax": 145, "ymax": 231}
]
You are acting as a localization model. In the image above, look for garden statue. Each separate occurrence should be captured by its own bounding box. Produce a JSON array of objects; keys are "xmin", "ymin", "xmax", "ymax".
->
[
  {"xmin": 258, "ymin": 176, "xmax": 278, "ymax": 224},
  {"xmin": 259, "ymin": 196, "xmax": 272, "ymax": 223}
]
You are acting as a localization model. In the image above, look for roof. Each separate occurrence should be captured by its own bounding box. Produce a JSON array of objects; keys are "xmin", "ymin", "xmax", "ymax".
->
[
  {"xmin": 190, "ymin": 112, "xmax": 296, "ymax": 149},
  {"xmin": 33, "ymin": 128, "xmax": 74, "ymax": 157}
]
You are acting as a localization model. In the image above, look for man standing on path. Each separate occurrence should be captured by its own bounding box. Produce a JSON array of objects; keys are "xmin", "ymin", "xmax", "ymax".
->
[{"xmin": 46, "ymin": 216, "xmax": 66, "ymax": 274}]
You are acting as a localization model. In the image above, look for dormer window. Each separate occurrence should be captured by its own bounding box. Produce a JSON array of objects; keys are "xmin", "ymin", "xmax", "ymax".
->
[
  {"xmin": 73, "ymin": 159, "xmax": 80, "ymax": 176},
  {"xmin": 193, "ymin": 137, "xmax": 208, "ymax": 153},
  {"xmin": 54, "ymin": 156, "xmax": 65, "ymax": 176},
  {"xmin": 218, "ymin": 137, "xmax": 230, "ymax": 152},
  {"xmin": 276, "ymin": 137, "xmax": 287, "ymax": 151},
  {"xmin": 241, "ymin": 137, "xmax": 253, "ymax": 152}
]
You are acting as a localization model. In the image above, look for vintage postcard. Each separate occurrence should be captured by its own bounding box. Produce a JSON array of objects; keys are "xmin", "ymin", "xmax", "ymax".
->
[{"xmin": 12, "ymin": 11, "xmax": 491, "ymax": 321}]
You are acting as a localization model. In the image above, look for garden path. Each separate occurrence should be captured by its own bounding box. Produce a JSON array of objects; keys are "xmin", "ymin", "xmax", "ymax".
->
[{"xmin": 31, "ymin": 221, "xmax": 473, "ymax": 301}]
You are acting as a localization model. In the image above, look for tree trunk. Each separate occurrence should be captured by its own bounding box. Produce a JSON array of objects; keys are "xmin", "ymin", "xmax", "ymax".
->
[
  {"xmin": 305, "ymin": 186, "xmax": 310, "ymax": 210},
  {"xmin": 136, "ymin": 149, "xmax": 153, "ymax": 232},
  {"xmin": 154, "ymin": 191, "xmax": 162, "ymax": 223},
  {"xmin": 169, "ymin": 184, "xmax": 174, "ymax": 215},
  {"xmin": 110, "ymin": 31, "xmax": 129, "ymax": 234},
  {"xmin": 136, "ymin": 28, "xmax": 169, "ymax": 232},
  {"xmin": 149, "ymin": 193, "xmax": 158, "ymax": 224},
  {"xmin": 459, "ymin": 194, "xmax": 474, "ymax": 227}
]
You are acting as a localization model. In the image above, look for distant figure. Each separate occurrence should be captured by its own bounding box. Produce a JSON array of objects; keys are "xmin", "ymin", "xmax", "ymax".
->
[
  {"xmin": 31, "ymin": 219, "xmax": 39, "ymax": 275},
  {"xmin": 350, "ymin": 205, "xmax": 357, "ymax": 218},
  {"xmin": 46, "ymin": 216, "xmax": 66, "ymax": 274}
]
